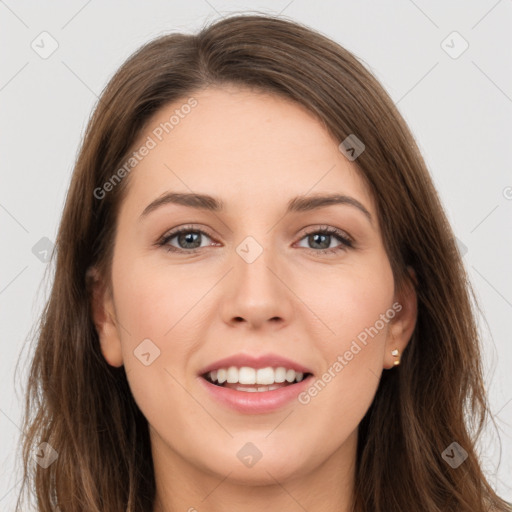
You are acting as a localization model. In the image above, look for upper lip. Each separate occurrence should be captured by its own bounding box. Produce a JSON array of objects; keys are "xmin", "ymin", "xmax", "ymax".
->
[{"xmin": 198, "ymin": 353, "xmax": 314, "ymax": 376}]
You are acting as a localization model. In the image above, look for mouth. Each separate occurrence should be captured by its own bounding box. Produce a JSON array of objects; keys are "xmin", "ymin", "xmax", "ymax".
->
[
  {"xmin": 201, "ymin": 366, "xmax": 313, "ymax": 392},
  {"xmin": 198, "ymin": 365, "xmax": 314, "ymax": 413}
]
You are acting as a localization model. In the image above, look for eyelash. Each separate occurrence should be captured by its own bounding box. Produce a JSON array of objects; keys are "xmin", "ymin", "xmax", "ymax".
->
[{"xmin": 156, "ymin": 224, "xmax": 354, "ymax": 256}]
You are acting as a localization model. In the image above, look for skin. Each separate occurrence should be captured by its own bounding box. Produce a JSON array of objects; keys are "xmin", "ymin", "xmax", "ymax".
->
[{"xmin": 91, "ymin": 85, "xmax": 417, "ymax": 512}]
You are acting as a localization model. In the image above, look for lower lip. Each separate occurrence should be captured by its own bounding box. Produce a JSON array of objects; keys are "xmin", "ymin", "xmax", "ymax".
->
[{"xmin": 198, "ymin": 375, "xmax": 314, "ymax": 414}]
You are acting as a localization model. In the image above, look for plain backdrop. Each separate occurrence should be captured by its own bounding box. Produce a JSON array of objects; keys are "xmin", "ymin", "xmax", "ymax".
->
[{"xmin": 1, "ymin": 0, "xmax": 511, "ymax": 508}]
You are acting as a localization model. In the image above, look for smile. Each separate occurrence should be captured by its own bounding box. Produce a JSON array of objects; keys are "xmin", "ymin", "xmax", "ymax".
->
[
  {"xmin": 199, "ymin": 367, "xmax": 314, "ymax": 414},
  {"xmin": 204, "ymin": 366, "xmax": 310, "ymax": 392}
]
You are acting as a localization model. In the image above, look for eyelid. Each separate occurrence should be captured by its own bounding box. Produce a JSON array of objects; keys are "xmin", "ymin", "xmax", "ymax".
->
[
  {"xmin": 299, "ymin": 224, "xmax": 353, "ymax": 243},
  {"xmin": 160, "ymin": 223, "xmax": 215, "ymax": 240}
]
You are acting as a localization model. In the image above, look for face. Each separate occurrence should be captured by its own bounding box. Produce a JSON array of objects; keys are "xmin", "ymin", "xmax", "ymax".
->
[{"xmin": 92, "ymin": 85, "xmax": 417, "ymax": 490}]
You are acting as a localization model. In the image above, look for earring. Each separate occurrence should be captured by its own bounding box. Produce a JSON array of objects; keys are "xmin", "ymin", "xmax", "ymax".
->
[{"xmin": 391, "ymin": 348, "xmax": 401, "ymax": 366}]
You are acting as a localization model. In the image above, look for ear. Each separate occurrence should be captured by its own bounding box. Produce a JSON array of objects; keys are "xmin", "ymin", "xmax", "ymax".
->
[
  {"xmin": 86, "ymin": 266, "xmax": 124, "ymax": 368},
  {"xmin": 384, "ymin": 266, "xmax": 418, "ymax": 369}
]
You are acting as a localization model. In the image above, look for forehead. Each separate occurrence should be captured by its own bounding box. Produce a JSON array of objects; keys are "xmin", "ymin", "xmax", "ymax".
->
[{"xmin": 120, "ymin": 85, "xmax": 375, "ymax": 218}]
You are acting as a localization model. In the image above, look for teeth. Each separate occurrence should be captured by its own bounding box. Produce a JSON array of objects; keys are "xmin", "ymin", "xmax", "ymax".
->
[
  {"xmin": 226, "ymin": 367, "xmax": 238, "ymax": 383},
  {"xmin": 207, "ymin": 366, "xmax": 307, "ymax": 385},
  {"xmin": 234, "ymin": 384, "xmax": 284, "ymax": 392},
  {"xmin": 274, "ymin": 367, "xmax": 286, "ymax": 383},
  {"xmin": 239, "ymin": 367, "xmax": 256, "ymax": 384},
  {"xmin": 217, "ymin": 369, "xmax": 227, "ymax": 384},
  {"xmin": 256, "ymin": 367, "xmax": 274, "ymax": 385}
]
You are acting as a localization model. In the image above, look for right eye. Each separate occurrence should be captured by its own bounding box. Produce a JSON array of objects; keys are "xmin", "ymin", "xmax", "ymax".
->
[{"xmin": 157, "ymin": 225, "xmax": 217, "ymax": 253}]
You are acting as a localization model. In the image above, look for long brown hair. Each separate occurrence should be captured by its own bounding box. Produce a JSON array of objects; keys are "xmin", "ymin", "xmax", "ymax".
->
[{"xmin": 14, "ymin": 13, "xmax": 511, "ymax": 512}]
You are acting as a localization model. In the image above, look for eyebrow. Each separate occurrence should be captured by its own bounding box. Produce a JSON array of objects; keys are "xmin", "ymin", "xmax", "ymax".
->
[{"xmin": 139, "ymin": 191, "xmax": 372, "ymax": 223}]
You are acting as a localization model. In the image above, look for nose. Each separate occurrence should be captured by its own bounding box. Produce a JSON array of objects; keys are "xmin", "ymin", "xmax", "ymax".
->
[{"xmin": 219, "ymin": 240, "xmax": 295, "ymax": 331}]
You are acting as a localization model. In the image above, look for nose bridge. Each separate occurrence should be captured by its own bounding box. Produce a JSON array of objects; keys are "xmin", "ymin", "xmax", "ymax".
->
[
  {"xmin": 234, "ymin": 232, "xmax": 282, "ymax": 296},
  {"xmin": 221, "ymin": 230, "xmax": 293, "ymax": 327}
]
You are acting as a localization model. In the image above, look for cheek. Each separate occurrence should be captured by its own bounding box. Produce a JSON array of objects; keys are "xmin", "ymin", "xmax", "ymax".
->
[
  {"xmin": 303, "ymin": 255, "xmax": 394, "ymax": 345},
  {"xmin": 110, "ymin": 252, "xmax": 197, "ymax": 397},
  {"xmin": 112, "ymin": 250, "xmax": 203, "ymax": 342},
  {"xmin": 297, "ymin": 254, "xmax": 394, "ymax": 411},
  {"xmin": 111, "ymin": 255, "xmax": 203, "ymax": 432}
]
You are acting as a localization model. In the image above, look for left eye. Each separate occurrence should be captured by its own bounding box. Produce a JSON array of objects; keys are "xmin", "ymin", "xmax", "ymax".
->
[
  {"xmin": 296, "ymin": 227, "xmax": 353, "ymax": 254},
  {"xmin": 158, "ymin": 225, "xmax": 353, "ymax": 255},
  {"xmin": 159, "ymin": 227, "xmax": 214, "ymax": 252}
]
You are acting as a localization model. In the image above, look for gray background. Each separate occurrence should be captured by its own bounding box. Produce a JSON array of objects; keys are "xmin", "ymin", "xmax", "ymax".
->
[{"xmin": 1, "ymin": 0, "xmax": 511, "ymax": 508}]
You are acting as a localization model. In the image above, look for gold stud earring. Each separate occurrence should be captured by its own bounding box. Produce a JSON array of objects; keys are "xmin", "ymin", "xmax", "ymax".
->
[{"xmin": 391, "ymin": 348, "xmax": 401, "ymax": 366}]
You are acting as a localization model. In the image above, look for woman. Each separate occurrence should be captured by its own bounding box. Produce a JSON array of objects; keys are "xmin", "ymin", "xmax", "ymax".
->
[{"xmin": 14, "ymin": 13, "xmax": 511, "ymax": 512}]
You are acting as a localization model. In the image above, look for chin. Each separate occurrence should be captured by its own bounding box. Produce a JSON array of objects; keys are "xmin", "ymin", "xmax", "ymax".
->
[{"xmin": 196, "ymin": 443, "xmax": 311, "ymax": 485}]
